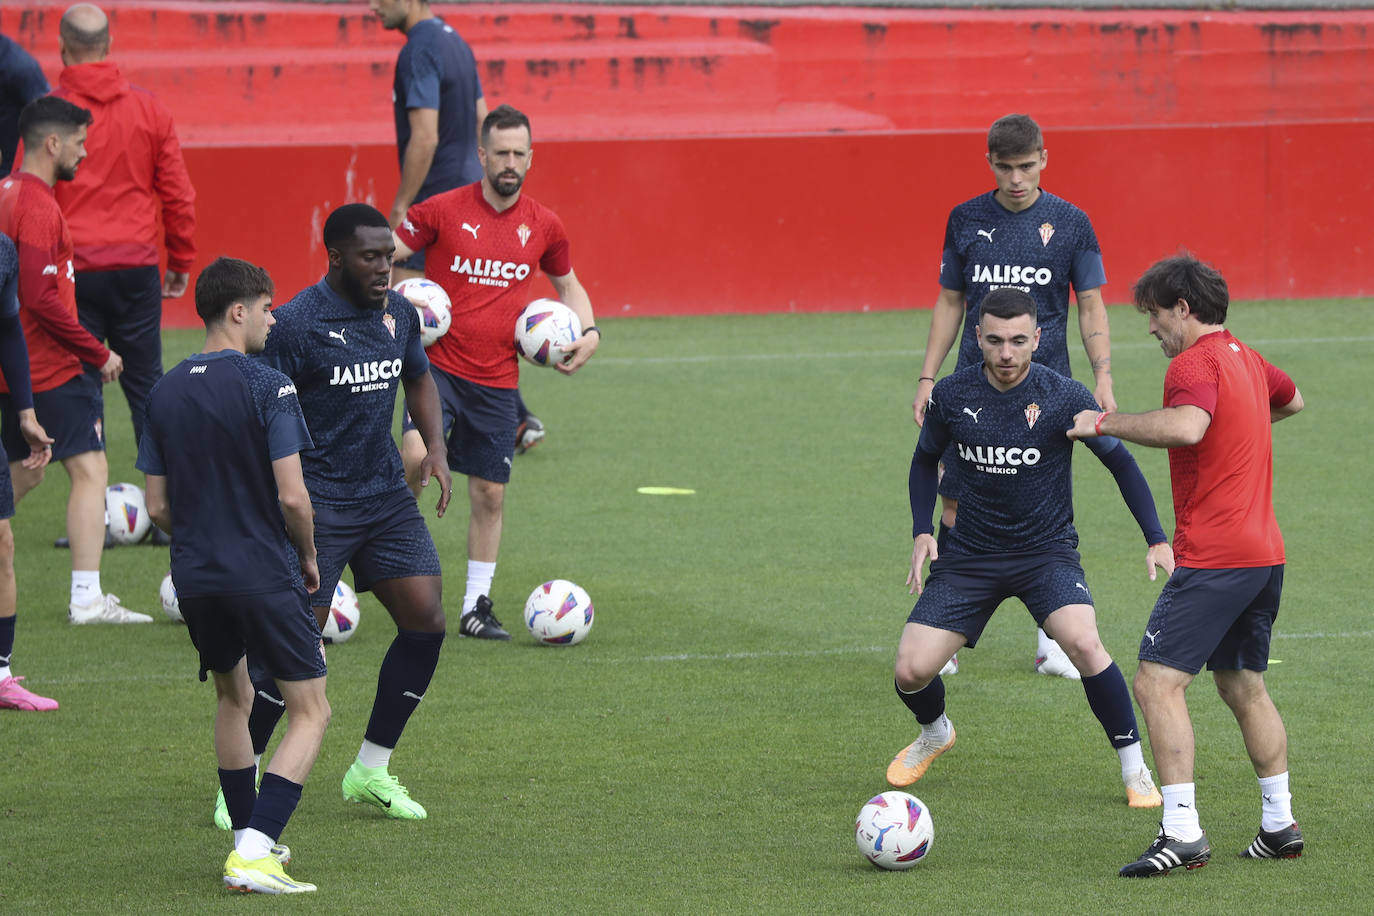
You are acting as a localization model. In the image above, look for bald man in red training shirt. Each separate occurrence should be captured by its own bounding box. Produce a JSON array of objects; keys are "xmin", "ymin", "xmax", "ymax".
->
[{"xmin": 1069, "ymin": 253, "xmax": 1305, "ymax": 877}]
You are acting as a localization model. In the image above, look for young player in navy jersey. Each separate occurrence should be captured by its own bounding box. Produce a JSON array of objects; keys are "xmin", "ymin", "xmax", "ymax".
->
[
  {"xmin": 913, "ymin": 114, "xmax": 1116, "ymax": 678},
  {"xmin": 393, "ymin": 105, "xmax": 599, "ymax": 641},
  {"xmin": 228, "ymin": 204, "xmax": 453, "ymax": 824},
  {"xmin": 889, "ymin": 288, "xmax": 1170, "ymax": 811},
  {"xmin": 138, "ymin": 257, "xmax": 327, "ymax": 894},
  {"xmin": 0, "ymin": 230, "xmax": 59, "ymax": 712}
]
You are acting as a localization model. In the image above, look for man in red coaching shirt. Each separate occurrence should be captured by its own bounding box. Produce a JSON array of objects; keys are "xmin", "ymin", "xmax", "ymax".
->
[
  {"xmin": 0, "ymin": 96, "xmax": 148, "ymax": 624},
  {"xmin": 1069, "ymin": 253, "xmax": 1306, "ymax": 877},
  {"xmin": 393, "ymin": 104, "xmax": 598, "ymax": 641}
]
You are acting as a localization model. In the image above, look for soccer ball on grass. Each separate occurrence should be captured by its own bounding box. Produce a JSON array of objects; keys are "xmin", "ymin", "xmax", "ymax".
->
[
  {"xmin": 159, "ymin": 572, "xmax": 182, "ymax": 623},
  {"xmin": 322, "ymin": 580, "xmax": 361, "ymax": 643},
  {"xmin": 524, "ymin": 579, "xmax": 594, "ymax": 645},
  {"xmin": 855, "ymin": 791, "xmax": 934, "ymax": 870}
]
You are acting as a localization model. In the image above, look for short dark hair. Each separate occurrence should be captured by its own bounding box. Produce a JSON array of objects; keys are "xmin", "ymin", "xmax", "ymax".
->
[
  {"xmin": 979, "ymin": 286, "xmax": 1038, "ymax": 325},
  {"xmin": 195, "ymin": 257, "xmax": 273, "ymax": 325},
  {"xmin": 18, "ymin": 96, "xmax": 93, "ymax": 149},
  {"xmin": 1132, "ymin": 253, "xmax": 1229, "ymax": 325},
  {"xmin": 322, "ymin": 203, "xmax": 390, "ymax": 251},
  {"xmin": 481, "ymin": 104, "xmax": 531, "ymax": 145},
  {"xmin": 987, "ymin": 114, "xmax": 1042, "ymax": 158}
]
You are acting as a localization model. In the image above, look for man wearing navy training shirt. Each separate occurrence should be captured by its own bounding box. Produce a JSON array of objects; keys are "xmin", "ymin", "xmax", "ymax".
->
[
  {"xmin": 913, "ymin": 113, "xmax": 1117, "ymax": 678},
  {"xmin": 887, "ymin": 288, "xmax": 1171, "ymax": 814},
  {"xmin": 139, "ymin": 256, "xmax": 327, "ymax": 894},
  {"xmin": 245, "ymin": 203, "xmax": 452, "ymax": 823}
]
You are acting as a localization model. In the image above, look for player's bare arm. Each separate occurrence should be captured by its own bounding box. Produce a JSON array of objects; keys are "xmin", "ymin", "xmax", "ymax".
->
[
  {"xmin": 548, "ymin": 270, "xmax": 598, "ymax": 374},
  {"xmin": 144, "ymin": 474, "xmax": 171, "ymax": 534},
  {"xmin": 389, "ymin": 107, "xmax": 440, "ymax": 227},
  {"xmin": 906, "ymin": 534, "xmax": 938, "ymax": 596},
  {"xmin": 402, "ymin": 370, "xmax": 453, "ymax": 517},
  {"xmin": 914, "ymin": 287, "xmax": 965, "ymax": 425},
  {"xmin": 272, "ymin": 453, "xmax": 320, "ymax": 593},
  {"xmin": 1068, "ymin": 404, "xmax": 1212, "ymax": 447},
  {"xmin": 1272, "ymin": 388, "xmax": 1304, "ymax": 423},
  {"xmin": 391, "ymin": 230, "xmax": 417, "ymax": 263},
  {"xmin": 16, "ymin": 408, "xmax": 53, "ymax": 470},
  {"xmin": 474, "ymin": 96, "xmax": 488, "ymax": 148},
  {"xmin": 1075, "ymin": 287, "xmax": 1116, "ymax": 412}
]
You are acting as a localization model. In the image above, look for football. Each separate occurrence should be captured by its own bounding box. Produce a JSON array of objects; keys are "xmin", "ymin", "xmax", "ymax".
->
[
  {"xmin": 855, "ymin": 791, "xmax": 934, "ymax": 870},
  {"xmin": 106, "ymin": 482, "xmax": 152, "ymax": 544},
  {"xmin": 393, "ymin": 277, "xmax": 452, "ymax": 347},
  {"xmin": 515, "ymin": 299, "xmax": 582, "ymax": 368},
  {"xmin": 322, "ymin": 579, "xmax": 361, "ymax": 644},
  {"xmin": 524, "ymin": 579, "xmax": 594, "ymax": 645},
  {"xmin": 159, "ymin": 572, "xmax": 183, "ymax": 623}
]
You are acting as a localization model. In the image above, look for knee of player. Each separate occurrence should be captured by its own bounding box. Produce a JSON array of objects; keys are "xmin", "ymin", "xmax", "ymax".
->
[{"xmin": 893, "ymin": 655, "xmax": 934, "ymax": 693}]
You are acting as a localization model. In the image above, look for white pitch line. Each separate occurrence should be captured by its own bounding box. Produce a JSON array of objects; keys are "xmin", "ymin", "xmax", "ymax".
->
[{"xmin": 593, "ymin": 334, "xmax": 1374, "ymax": 367}]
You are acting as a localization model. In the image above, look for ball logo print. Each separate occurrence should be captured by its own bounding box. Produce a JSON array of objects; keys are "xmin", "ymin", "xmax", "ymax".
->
[
  {"xmin": 524, "ymin": 580, "xmax": 594, "ymax": 645},
  {"xmin": 322, "ymin": 581, "xmax": 362, "ymax": 644},
  {"xmin": 106, "ymin": 483, "xmax": 152, "ymax": 544},
  {"xmin": 855, "ymin": 791, "xmax": 934, "ymax": 870}
]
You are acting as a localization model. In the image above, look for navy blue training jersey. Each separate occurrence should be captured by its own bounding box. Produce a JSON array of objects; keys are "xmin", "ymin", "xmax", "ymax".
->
[
  {"xmin": 394, "ymin": 17, "xmax": 484, "ymax": 203},
  {"xmin": 938, "ymin": 190, "xmax": 1106, "ymax": 377},
  {"xmin": 0, "ymin": 233, "xmax": 17, "ymax": 321},
  {"xmin": 137, "ymin": 351, "xmax": 313, "ymax": 597},
  {"xmin": 917, "ymin": 362, "xmax": 1106, "ymax": 555},
  {"xmin": 1, "ymin": 36, "xmax": 50, "ymax": 175},
  {"xmin": 260, "ymin": 280, "xmax": 428, "ymax": 507}
]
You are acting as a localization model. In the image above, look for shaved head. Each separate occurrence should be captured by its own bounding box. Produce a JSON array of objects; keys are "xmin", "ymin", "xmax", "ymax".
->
[{"xmin": 60, "ymin": 4, "xmax": 110, "ymax": 62}]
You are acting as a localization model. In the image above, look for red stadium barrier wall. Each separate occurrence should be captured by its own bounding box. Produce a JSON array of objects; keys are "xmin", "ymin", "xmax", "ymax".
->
[{"xmin": 4, "ymin": 3, "xmax": 1372, "ymax": 324}]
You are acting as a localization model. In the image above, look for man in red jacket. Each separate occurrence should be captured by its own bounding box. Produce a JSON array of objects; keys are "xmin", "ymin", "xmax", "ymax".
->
[
  {"xmin": 52, "ymin": 3, "xmax": 196, "ymax": 516},
  {"xmin": 0, "ymin": 96, "xmax": 148, "ymax": 624}
]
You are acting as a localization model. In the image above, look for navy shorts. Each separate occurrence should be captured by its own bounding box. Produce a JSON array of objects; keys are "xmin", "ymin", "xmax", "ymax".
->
[
  {"xmin": 907, "ymin": 546, "xmax": 1094, "ymax": 647},
  {"xmin": 181, "ymin": 585, "xmax": 326, "ymax": 682},
  {"xmin": 1138, "ymin": 565, "xmax": 1284, "ymax": 675},
  {"xmin": 0, "ymin": 372, "xmax": 104, "ymax": 462},
  {"xmin": 402, "ymin": 365, "xmax": 519, "ymax": 484},
  {"xmin": 313, "ymin": 487, "xmax": 442, "ymax": 606}
]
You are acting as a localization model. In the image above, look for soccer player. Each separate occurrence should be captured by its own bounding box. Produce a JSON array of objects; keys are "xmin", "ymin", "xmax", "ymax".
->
[
  {"xmin": 890, "ymin": 287, "xmax": 1170, "ymax": 809},
  {"xmin": 393, "ymin": 104, "xmax": 599, "ymax": 640},
  {"xmin": 53, "ymin": 3, "xmax": 197, "ymax": 539},
  {"xmin": 0, "ymin": 230, "xmax": 59, "ymax": 712},
  {"xmin": 1, "ymin": 35, "xmax": 50, "ymax": 176},
  {"xmin": 139, "ymin": 256, "xmax": 328, "ymax": 894},
  {"xmin": 913, "ymin": 114, "xmax": 1115, "ymax": 678},
  {"xmin": 0, "ymin": 96, "xmax": 146, "ymax": 624},
  {"xmin": 250, "ymin": 203, "xmax": 452, "ymax": 821},
  {"xmin": 1067, "ymin": 254, "xmax": 1306, "ymax": 877}
]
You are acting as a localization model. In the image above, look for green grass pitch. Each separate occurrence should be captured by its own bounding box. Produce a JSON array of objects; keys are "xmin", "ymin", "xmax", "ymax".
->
[{"xmin": 2, "ymin": 299, "xmax": 1370, "ymax": 914}]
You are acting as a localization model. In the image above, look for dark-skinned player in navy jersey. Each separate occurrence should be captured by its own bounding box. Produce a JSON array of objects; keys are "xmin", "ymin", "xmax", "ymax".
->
[
  {"xmin": 139, "ymin": 257, "xmax": 327, "ymax": 894},
  {"xmin": 888, "ymin": 287, "xmax": 1170, "ymax": 812},
  {"xmin": 393, "ymin": 104, "xmax": 599, "ymax": 641},
  {"xmin": 914, "ymin": 114, "xmax": 1116, "ymax": 679},
  {"xmin": 227, "ymin": 203, "xmax": 453, "ymax": 824}
]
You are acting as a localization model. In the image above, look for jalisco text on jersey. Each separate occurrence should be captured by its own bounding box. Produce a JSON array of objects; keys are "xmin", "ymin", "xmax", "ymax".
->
[
  {"xmin": 956, "ymin": 443, "xmax": 1042, "ymax": 467},
  {"xmin": 970, "ymin": 264, "xmax": 1053, "ymax": 286},
  {"xmin": 329, "ymin": 359, "xmax": 404, "ymax": 387},
  {"xmin": 449, "ymin": 256, "xmax": 532, "ymax": 287}
]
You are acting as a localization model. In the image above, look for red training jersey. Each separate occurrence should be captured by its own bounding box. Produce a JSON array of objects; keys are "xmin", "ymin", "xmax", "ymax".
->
[
  {"xmin": 0, "ymin": 172, "xmax": 109, "ymax": 393},
  {"xmin": 397, "ymin": 182, "xmax": 571, "ymax": 388},
  {"xmin": 1163, "ymin": 329, "xmax": 1296, "ymax": 568}
]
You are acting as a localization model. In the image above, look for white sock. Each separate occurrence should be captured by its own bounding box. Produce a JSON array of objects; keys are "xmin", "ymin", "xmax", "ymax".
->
[
  {"xmin": 233, "ymin": 828, "xmax": 245, "ymax": 847},
  {"xmin": 1036, "ymin": 628, "xmax": 1059, "ymax": 656},
  {"xmin": 1259, "ymin": 771, "xmax": 1294, "ymax": 832},
  {"xmin": 71, "ymin": 570, "xmax": 101, "ymax": 606},
  {"xmin": 1160, "ymin": 783, "xmax": 1202, "ymax": 841},
  {"xmin": 356, "ymin": 739, "xmax": 392, "ymax": 770},
  {"xmin": 1117, "ymin": 742, "xmax": 1146, "ymax": 780},
  {"xmin": 235, "ymin": 827, "xmax": 274, "ymax": 861},
  {"xmin": 462, "ymin": 560, "xmax": 496, "ymax": 616},
  {"xmin": 920, "ymin": 713, "xmax": 952, "ymax": 744},
  {"xmin": 0, "ymin": 665, "xmax": 11, "ymax": 680}
]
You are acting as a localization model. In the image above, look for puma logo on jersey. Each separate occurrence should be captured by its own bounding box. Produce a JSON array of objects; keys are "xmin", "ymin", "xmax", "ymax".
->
[
  {"xmin": 462, "ymin": 222, "xmax": 480, "ymax": 239},
  {"xmin": 976, "ymin": 229, "xmax": 996, "ymax": 243},
  {"xmin": 962, "ymin": 407, "xmax": 984, "ymax": 422},
  {"xmin": 328, "ymin": 329, "xmax": 347, "ymax": 345}
]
